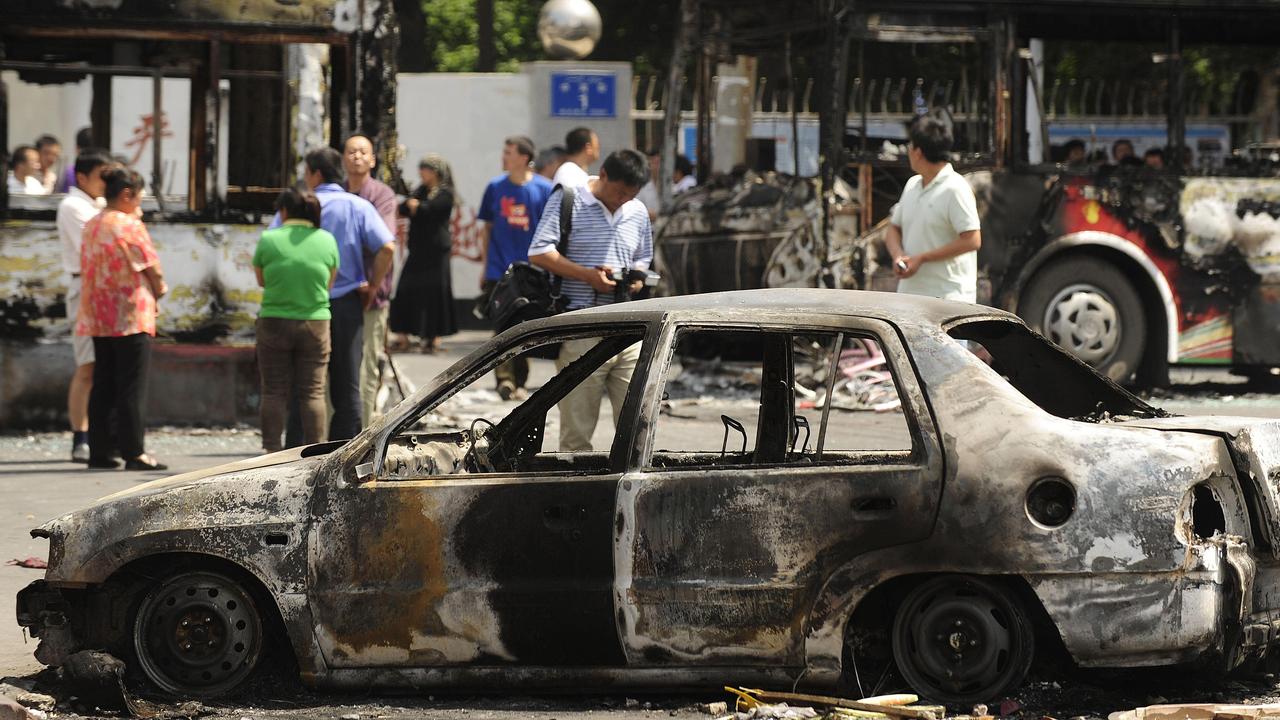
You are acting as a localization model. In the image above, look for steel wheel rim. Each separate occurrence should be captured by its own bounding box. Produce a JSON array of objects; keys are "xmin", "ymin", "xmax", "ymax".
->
[
  {"xmin": 897, "ymin": 579, "xmax": 1021, "ymax": 699},
  {"xmin": 1042, "ymin": 283, "xmax": 1121, "ymax": 365},
  {"xmin": 134, "ymin": 572, "xmax": 262, "ymax": 696}
]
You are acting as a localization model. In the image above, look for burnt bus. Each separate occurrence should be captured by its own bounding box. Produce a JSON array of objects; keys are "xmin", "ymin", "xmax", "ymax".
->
[
  {"xmin": 0, "ymin": 0, "xmax": 398, "ymax": 426},
  {"xmin": 660, "ymin": 0, "xmax": 1280, "ymax": 386}
]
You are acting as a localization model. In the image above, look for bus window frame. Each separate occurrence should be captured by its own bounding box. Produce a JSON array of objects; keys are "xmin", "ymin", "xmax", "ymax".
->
[{"xmin": 0, "ymin": 29, "xmax": 351, "ymax": 223}]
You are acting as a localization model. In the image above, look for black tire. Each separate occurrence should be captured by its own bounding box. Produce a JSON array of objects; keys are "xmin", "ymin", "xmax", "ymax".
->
[
  {"xmin": 131, "ymin": 570, "xmax": 264, "ymax": 698},
  {"xmin": 1020, "ymin": 256, "xmax": 1147, "ymax": 384},
  {"xmin": 891, "ymin": 575, "xmax": 1035, "ymax": 705}
]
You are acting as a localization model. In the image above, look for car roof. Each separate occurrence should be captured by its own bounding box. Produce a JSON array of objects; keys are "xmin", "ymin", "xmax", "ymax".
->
[{"xmin": 549, "ymin": 289, "xmax": 1018, "ymax": 330}]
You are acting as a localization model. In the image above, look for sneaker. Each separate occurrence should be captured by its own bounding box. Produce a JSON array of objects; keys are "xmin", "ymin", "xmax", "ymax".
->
[
  {"xmin": 497, "ymin": 380, "xmax": 516, "ymax": 401},
  {"xmin": 71, "ymin": 442, "xmax": 91, "ymax": 463}
]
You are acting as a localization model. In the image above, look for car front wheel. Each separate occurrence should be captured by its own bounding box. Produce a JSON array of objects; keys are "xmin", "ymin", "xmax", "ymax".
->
[
  {"xmin": 131, "ymin": 570, "xmax": 264, "ymax": 697},
  {"xmin": 891, "ymin": 575, "xmax": 1034, "ymax": 705}
]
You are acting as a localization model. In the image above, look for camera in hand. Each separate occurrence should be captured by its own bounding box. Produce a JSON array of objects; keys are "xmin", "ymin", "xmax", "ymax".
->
[{"xmin": 606, "ymin": 267, "xmax": 661, "ymax": 303}]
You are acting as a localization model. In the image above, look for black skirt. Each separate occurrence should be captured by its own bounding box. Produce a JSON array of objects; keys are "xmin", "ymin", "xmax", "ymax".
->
[{"xmin": 389, "ymin": 250, "xmax": 457, "ymax": 339}]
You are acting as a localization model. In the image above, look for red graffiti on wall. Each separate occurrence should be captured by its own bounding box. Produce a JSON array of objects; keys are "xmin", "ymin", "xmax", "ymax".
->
[
  {"xmin": 449, "ymin": 204, "xmax": 484, "ymax": 263},
  {"xmin": 123, "ymin": 112, "xmax": 174, "ymax": 166}
]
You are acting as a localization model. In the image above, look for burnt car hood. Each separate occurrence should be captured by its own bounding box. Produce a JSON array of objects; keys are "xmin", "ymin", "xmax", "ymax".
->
[
  {"xmin": 1122, "ymin": 415, "xmax": 1280, "ymax": 554},
  {"xmin": 34, "ymin": 445, "xmax": 334, "ymax": 584}
]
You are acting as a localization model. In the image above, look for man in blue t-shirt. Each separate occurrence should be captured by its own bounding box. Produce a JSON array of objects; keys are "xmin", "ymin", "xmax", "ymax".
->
[{"xmin": 477, "ymin": 135, "xmax": 554, "ymax": 400}]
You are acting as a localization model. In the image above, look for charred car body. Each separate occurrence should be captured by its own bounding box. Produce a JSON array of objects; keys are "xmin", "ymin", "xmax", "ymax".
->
[{"xmin": 16, "ymin": 290, "xmax": 1280, "ymax": 704}]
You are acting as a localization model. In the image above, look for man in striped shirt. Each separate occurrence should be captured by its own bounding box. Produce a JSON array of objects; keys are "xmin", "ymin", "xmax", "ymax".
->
[{"xmin": 529, "ymin": 149, "xmax": 653, "ymax": 451}]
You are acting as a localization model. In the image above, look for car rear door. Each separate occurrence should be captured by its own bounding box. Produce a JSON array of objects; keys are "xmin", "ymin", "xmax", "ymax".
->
[{"xmin": 614, "ymin": 319, "xmax": 945, "ymax": 667}]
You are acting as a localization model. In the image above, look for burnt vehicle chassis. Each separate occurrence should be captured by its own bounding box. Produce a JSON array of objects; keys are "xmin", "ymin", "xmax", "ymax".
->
[{"xmin": 16, "ymin": 290, "xmax": 1280, "ymax": 704}]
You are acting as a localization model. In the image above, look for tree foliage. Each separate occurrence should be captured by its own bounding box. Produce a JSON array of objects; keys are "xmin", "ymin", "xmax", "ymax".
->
[
  {"xmin": 412, "ymin": 0, "xmax": 676, "ymax": 75},
  {"xmin": 421, "ymin": 0, "xmax": 541, "ymax": 72}
]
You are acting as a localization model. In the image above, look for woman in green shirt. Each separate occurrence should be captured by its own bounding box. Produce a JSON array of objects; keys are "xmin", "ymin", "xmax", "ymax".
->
[{"xmin": 253, "ymin": 187, "xmax": 340, "ymax": 452}]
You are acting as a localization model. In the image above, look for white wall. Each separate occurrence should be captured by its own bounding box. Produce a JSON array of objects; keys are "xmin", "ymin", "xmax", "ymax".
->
[
  {"xmin": 2, "ymin": 71, "xmax": 91, "ymax": 177},
  {"xmin": 396, "ymin": 73, "xmax": 534, "ymax": 299}
]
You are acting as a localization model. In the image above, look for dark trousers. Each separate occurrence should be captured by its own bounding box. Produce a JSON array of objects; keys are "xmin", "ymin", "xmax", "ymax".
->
[
  {"xmin": 89, "ymin": 333, "xmax": 151, "ymax": 461},
  {"xmin": 479, "ymin": 279, "xmax": 529, "ymax": 389},
  {"xmin": 286, "ymin": 291, "xmax": 364, "ymax": 445}
]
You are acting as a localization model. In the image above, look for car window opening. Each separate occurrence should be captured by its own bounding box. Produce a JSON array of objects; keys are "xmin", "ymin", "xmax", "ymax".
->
[
  {"xmin": 380, "ymin": 330, "xmax": 645, "ymax": 481},
  {"xmin": 650, "ymin": 328, "xmax": 914, "ymax": 471},
  {"xmin": 947, "ymin": 319, "xmax": 1163, "ymax": 422}
]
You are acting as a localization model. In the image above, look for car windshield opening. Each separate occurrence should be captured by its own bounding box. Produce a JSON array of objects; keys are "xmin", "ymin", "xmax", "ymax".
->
[{"xmin": 948, "ymin": 318, "xmax": 1163, "ymax": 421}]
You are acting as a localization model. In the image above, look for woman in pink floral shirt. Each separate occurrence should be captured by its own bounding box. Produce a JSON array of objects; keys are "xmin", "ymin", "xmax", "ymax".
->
[{"xmin": 76, "ymin": 166, "xmax": 169, "ymax": 471}]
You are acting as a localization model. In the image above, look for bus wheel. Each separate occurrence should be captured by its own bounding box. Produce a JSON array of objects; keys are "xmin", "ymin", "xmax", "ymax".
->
[{"xmin": 1021, "ymin": 256, "xmax": 1146, "ymax": 384}]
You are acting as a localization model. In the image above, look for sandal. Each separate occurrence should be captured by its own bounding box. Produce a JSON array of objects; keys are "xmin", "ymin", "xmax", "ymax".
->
[{"xmin": 125, "ymin": 455, "xmax": 168, "ymax": 471}]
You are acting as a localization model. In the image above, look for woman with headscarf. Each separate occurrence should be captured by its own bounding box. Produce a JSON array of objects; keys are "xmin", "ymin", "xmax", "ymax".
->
[{"xmin": 390, "ymin": 153, "xmax": 458, "ymax": 353}]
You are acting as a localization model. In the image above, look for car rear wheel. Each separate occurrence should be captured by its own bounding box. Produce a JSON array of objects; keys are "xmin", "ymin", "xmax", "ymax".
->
[
  {"xmin": 891, "ymin": 575, "xmax": 1034, "ymax": 705},
  {"xmin": 132, "ymin": 570, "xmax": 263, "ymax": 698},
  {"xmin": 1020, "ymin": 256, "xmax": 1146, "ymax": 384}
]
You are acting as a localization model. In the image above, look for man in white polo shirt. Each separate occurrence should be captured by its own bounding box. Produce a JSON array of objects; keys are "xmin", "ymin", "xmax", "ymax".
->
[
  {"xmin": 57, "ymin": 150, "xmax": 111, "ymax": 462},
  {"xmin": 552, "ymin": 126, "xmax": 598, "ymax": 190},
  {"xmin": 529, "ymin": 149, "xmax": 653, "ymax": 452},
  {"xmin": 885, "ymin": 110, "xmax": 982, "ymax": 303}
]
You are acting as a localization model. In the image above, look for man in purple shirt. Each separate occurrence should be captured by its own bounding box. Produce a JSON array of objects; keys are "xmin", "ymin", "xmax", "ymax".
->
[
  {"xmin": 343, "ymin": 134, "xmax": 399, "ymax": 427},
  {"xmin": 274, "ymin": 146, "xmax": 395, "ymax": 442}
]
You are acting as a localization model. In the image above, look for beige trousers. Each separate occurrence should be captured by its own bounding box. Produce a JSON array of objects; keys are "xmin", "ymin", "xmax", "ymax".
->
[
  {"xmin": 554, "ymin": 338, "xmax": 642, "ymax": 452},
  {"xmin": 360, "ymin": 305, "xmax": 389, "ymax": 427}
]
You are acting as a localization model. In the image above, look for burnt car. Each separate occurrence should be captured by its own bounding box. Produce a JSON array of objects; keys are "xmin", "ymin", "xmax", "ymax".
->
[{"xmin": 16, "ymin": 289, "xmax": 1280, "ymax": 704}]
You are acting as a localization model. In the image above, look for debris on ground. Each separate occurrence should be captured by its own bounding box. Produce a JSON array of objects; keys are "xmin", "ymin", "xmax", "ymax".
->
[
  {"xmin": 1109, "ymin": 704, "xmax": 1280, "ymax": 720},
  {"xmin": 57, "ymin": 650, "xmax": 127, "ymax": 711},
  {"xmin": 0, "ymin": 692, "xmax": 44, "ymax": 720},
  {"xmin": 5, "ymin": 558, "xmax": 47, "ymax": 569},
  {"xmin": 0, "ymin": 685, "xmax": 52, "ymax": 713},
  {"xmin": 701, "ymin": 701, "xmax": 730, "ymax": 715},
  {"xmin": 736, "ymin": 703, "xmax": 820, "ymax": 719},
  {"xmin": 725, "ymin": 688, "xmax": 940, "ymax": 720}
]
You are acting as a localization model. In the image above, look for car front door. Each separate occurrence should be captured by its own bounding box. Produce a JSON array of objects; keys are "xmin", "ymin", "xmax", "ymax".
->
[
  {"xmin": 614, "ymin": 320, "xmax": 944, "ymax": 667},
  {"xmin": 307, "ymin": 326, "xmax": 651, "ymax": 668}
]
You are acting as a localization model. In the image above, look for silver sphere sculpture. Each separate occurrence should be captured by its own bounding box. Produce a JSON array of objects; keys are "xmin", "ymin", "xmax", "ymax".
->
[{"xmin": 538, "ymin": 0, "xmax": 603, "ymax": 60}]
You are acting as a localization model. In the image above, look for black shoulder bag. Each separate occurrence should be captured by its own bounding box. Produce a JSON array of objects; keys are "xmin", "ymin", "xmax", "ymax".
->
[{"xmin": 484, "ymin": 186, "xmax": 575, "ymax": 355}]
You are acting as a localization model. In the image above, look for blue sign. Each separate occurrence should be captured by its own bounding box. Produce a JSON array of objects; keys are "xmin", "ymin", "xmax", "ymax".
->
[{"xmin": 550, "ymin": 73, "xmax": 616, "ymax": 118}]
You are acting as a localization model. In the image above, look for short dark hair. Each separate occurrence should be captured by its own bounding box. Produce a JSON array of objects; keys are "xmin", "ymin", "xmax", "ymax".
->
[
  {"xmin": 906, "ymin": 110, "xmax": 954, "ymax": 163},
  {"xmin": 1112, "ymin": 138, "xmax": 1134, "ymax": 154},
  {"xmin": 9, "ymin": 145, "xmax": 36, "ymax": 170},
  {"xmin": 275, "ymin": 186, "xmax": 323, "ymax": 226},
  {"xmin": 304, "ymin": 146, "xmax": 344, "ymax": 184},
  {"xmin": 101, "ymin": 164, "xmax": 145, "ymax": 201},
  {"xmin": 600, "ymin": 149, "xmax": 649, "ymax": 188},
  {"xmin": 1063, "ymin": 139, "xmax": 1086, "ymax": 155},
  {"xmin": 1144, "ymin": 147, "xmax": 1165, "ymax": 160},
  {"xmin": 74, "ymin": 150, "xmax": 112, "ymax": 178},
  {"xmin": 505, "ymin": 135, "xmax": 536, "ymax": 162},
  {"xmin": 565, "ymin": 127, "xmax": 595, "ymax": 155},
  {"xmin": 35, "ymin": 134, "xmax": 60, "ymax": 151},
  {"xmin": 75, "ymin": 127, "xmax": 94, "ymax": 150},
  {"xmin": 534, "ymin": 145, "xmax": 567, "ymax": 171},
  {"xmin": 673, "ymin": 154, "xmax": 693, "ymax": 176}
]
